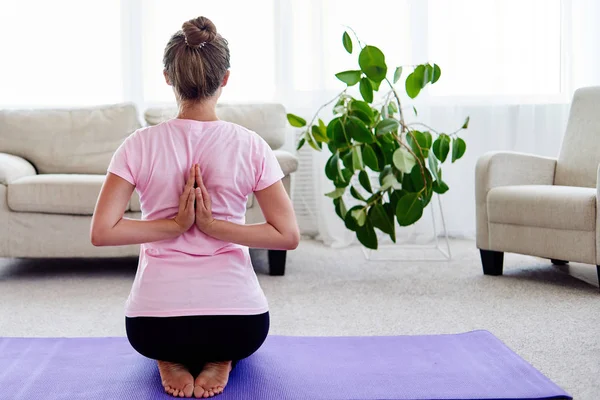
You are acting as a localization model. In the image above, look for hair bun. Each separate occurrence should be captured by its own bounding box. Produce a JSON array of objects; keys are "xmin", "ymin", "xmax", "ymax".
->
[{"xmin": 182, "ymin": 17, "xmax": 217, "ymax": 48}]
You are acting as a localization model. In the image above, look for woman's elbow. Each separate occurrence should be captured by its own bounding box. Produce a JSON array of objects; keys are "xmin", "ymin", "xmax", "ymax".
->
[
  {"xmin": 90, "ymin": 228, "xmax": 107, "ymax": 247},
  {"xmin": 284, "ymin": 229, "xmax": 300, "ymax": 250}
]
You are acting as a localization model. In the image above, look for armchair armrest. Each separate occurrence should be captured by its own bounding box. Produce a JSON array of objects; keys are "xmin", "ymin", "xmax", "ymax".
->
[
  {"xmin": 597, "ymin": 165, "xmax": 600, "ymax": 265},
  {"xmin": 475, "ymin": 151, "xmax": 557, "ymax": 249},
  {"xmin": 0, "ymin": 153, "xmax": 37, "ymax": 185}
]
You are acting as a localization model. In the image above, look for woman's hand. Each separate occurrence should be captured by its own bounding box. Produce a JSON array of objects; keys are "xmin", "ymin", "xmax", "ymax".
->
[
  {"xmin": 194, "ymin": 164, "xmax": 215, "ymax": 232},
  {"xmin": 173, "ymin": 165, "xmax": 197, "ymax": 233}
]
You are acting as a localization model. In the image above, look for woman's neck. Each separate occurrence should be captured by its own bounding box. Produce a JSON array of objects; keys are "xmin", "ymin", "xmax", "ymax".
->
[{"xmin": 176, "ymin": 99, "xmax": 219, "ymax": 122}]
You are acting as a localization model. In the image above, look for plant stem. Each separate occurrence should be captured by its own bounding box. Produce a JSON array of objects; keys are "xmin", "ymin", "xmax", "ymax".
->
[
  {"xmin": 344, "ymin": 26, "xmax": 365, "ymax": 50},
  {"xmin": 407, "ymin": 122, "xmax": 442, "ymax": 135},
  {"xmin": 384, "ymin": 78, "xmax": 405, "ymax": 132},
  {"xmin": 307, "ymin": 90, "xmax": 347, "ymax": 131}
]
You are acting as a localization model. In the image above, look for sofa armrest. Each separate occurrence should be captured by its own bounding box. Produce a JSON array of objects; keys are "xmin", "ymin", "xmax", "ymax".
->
[
  {"xmin": 475, "ymin": 151, "xmax": 557, "ymax": 249},
  {"xmin": 0, "ymin": 153, "xmax": 36, "ymax": 185},
  {"xmin": 273, "ymin": 150, "xmax": 299, "ymax": 176}
]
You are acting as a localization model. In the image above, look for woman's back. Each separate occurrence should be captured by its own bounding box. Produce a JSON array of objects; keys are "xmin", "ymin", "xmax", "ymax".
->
[{"xmin": 107, "ymin": 118, "xmax": 283, "ymax": 317}]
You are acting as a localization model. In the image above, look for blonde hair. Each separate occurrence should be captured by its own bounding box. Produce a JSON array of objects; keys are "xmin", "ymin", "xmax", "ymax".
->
[{"xmin": 163, "ymin": 16, "xmax": 230, "ymax": 101}]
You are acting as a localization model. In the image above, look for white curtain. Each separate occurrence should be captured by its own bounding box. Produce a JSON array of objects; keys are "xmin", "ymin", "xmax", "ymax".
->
[
  {"xmin": 1, "ymin": 0, "xmax": 599, "ymax": 242},
  {"xmin": 282, "ymin": 0, "xmax": 600, "ymax": 244}
]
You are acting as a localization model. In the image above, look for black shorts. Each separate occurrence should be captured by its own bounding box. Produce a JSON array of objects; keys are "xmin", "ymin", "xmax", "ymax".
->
[{"xmin": 126, "ymin": 312, "xmax": 269, "ymax": 373}]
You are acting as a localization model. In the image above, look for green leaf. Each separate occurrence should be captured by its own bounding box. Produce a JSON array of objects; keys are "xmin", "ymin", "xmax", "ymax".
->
[
  {"xmin": 319, "ymin": 119, "xmax": 327, "ymax": 135},
  {"xmin": 452, "ymin": 137, "xmax": 467, "ymax": 163},
  {"xmin": 393, "ymin": 66, "xmax": 403, "ymax": 84},
  {"xmin": 345, "ymin": 116, "xmax": 375, "ymax": 143},
  {"xmin": 432, "ymin": 134, "xmax": 451, "ymax": 163},
  {"xmin": 378, "ymin": 165, "xmax": 393, "ymax": 186},
  {"xmin": 406, "ymin": 164, "xmax": 432, "ymax": 193},
  {"xmin": 352, "ymin": 145, "xmax": 364, "ymax": 170},
  {"xmin": 369, "ymin": 78, "xmax": 381, "ymax": 91},
  {"xmin": 375, "ymin": 118, "xmax": 399, "ymax": 135},
  {"xmin": 396, "ymin": 193, "xmax": 424, "ymax": 226},
  {"xmin": 334, "ymin": 197, "xmax": 348, "ymax": 219},
  {"xmin": 351, "ymin": 208, "xmax": 367, "ymax": 227},
  {"xmin": 369, "ymin": 203, "xmax": 394, "ymax": 236},
  {"xmin": 359, "ymin": 78, "xmax": 374, "ymax": 103},
  {"xmin": 424, "ymin": 64, "xmax": 433, "ymax": 84},
  {"xmin": 335, "ymin": 70, "xmax": 362, "ymax": 86},
  {"xmin": 358, "ymin": 170, "xmax": 373, "ymax": 193},
  {"xmin": 389, "ymin": 189, "xmax": 406, "ymax": 213},
  {"xmin": 413, "ymin": 106, "xmax": 418, "ymax": 116},
  {"xmin": 325, "ymin": 187, "xmax": 345, "ymax": 199},
  {"xmin": 342, "ymin": 151, "xmax": 353, "ymax": 170},
  {"xmin": 432, "ymin": 64, "xmax": 441, "ymax": 83},
  {"xmin": 342, "ymin": 31, "xmax": 353, "ymax": 54},
  {"xmin": 356, "ymin": 220, "xmax": 378, "ymax": 249},
  {"xmin": 358, "ymin": 45, "xmax": 388, "ymax": 83},
  {"xmin": 349, "ymin": 100, "xmax": 374, "ymax": 124},
  {"xmin": 345, "ymin": 206, "xmax": 362, "ymax": 231},
  {"xmin": 408, "ymin": 131, "xmax": 433, "ymax": 154},
  {"xmin": 327, "ymin": 118, "xmax": 347, "ymax": 145},
  {"xmin": 325, "ymin": 153, "xmax": 340, "ymax": 180},
  {"xmin": 413, "ymin": 65, "xmax": 428, "ymax": 88},
  {"xmin": 362, "ymin": 144, "xmax": 379, "ymax": 171},
  {"xmin": 306, "ymin": 132, "xmax": 321, "ymax": 151},
  {"xmin": 297, "ymin": 137, "xmax": 305, "ymax": 150},
  {"xmin": 387, "ymin": 101, "xmax": 398, "ymax": 116},
  {"xmin": 392, "ymin": 148, "xmax": 416, "ymax": 173},
  {"xmin": 432, "ymin": 180, "xmax": 449, "ymax": 194},
  {"xmin": 311, "ymin": 125, "xmax": 329, "ymax": 143},
  {"xmin": 350, "ymin": 186, "xmax": 366, "ymax": 201},
  {"xmin": 462, "ymin": 116, "xmax": 470, "ymax": 129},
  {"xmin": 287, "ymin": 113, "xmax": 306, "ymax": 127},
  {"xmin": 405, "ymin": 73, "xmax": 421, "ymax": 99},
  {"xmin": 428, "ymin": 151, "xmax": 440, "ymax": 182}
]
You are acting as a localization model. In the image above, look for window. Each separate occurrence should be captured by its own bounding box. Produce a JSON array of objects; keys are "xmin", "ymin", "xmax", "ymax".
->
[
  {"xmin": 0, "ymin": 0, "xmax": 122, "ymax": 107},
  {"xmin": 427, "ymin": 0, "xmax": 563, "ymax": 97},
  {"xmin": 141, "ymin": 0, "xmax": 276, "ymax": 103}
]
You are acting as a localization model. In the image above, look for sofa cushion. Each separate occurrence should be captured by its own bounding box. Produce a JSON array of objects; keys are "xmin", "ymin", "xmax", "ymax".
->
[
  {"xmin": 0, "ymin": 103, "xmax": 141, "ymax": 174},
  {"xmin": 7, "ymin": 175, "xmax": 131, "ymax": 215},
  {"xmin": 487, "ymin": 185, "xmax": 596, "ymax": 232},
  {"xmin": 144, "ymin": 103, "xmax": 288, "ymax": 150}
]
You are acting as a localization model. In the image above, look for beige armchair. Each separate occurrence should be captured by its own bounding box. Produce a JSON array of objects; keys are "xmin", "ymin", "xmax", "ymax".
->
[{"xmin": 476, "ymin": 87, "xmax": 600, "ymax": 290}]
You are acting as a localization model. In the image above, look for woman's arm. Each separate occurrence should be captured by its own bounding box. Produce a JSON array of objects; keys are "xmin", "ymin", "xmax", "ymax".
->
[
  {"xmin": 90, "ymin": 167, "xmax": 197, "ymax": 246},
  {"xmin": 193, "ymin": 165, "xmax": 300, "ymax": 250}
]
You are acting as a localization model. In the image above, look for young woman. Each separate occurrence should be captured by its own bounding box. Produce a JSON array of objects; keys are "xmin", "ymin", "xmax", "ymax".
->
[{"xmin": 90, "ymin": 16, "xmax": 299, "ymax": 399}]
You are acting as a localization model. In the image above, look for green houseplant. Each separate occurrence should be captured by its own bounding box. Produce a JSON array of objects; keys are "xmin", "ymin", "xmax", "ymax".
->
[{"xmin": 287, "ymin": 30, "xmax": 469, "ymax": 250}]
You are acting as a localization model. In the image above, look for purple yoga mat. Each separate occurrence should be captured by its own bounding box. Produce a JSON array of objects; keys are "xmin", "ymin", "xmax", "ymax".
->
[{"xmin": 0, "ymin": 331, "xmax": 570, "ymax": 400}]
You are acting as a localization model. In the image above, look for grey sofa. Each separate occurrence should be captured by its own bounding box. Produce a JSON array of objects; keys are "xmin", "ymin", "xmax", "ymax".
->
[{"xmin": 0, "ymin": 102, "xmax": 298, "ymax": 275}]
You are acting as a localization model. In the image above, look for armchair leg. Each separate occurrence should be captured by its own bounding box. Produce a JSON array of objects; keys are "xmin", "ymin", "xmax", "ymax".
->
[
  {"xmin": 480, "ymin": 249, "xmax": 504, "ymax": 276},
  {"xmin": 597, "ymin": 266, "xmax": 600, "ymax": 293},
  {"xmin": 551, "ymin": 259, "xmax": 569, "ymax": 265},
  {"xmin": 268, "ymin": 250, "xmax": 287, "ymax": 276}
]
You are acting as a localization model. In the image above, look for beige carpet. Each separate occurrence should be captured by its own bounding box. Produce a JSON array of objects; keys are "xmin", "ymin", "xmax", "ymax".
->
[{"xmin": 0, "ymin": 239, "xmax": 598, "ymax": 399}]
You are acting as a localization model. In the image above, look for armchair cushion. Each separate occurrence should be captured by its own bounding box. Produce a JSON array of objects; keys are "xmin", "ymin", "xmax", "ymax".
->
[
  {"xmin": 475, "ymin": 151, "xmax": 557, "ymax": 249},
  {"xmin": 488, "ymin": 185, "xmax": 596, "ymax": 232},
  {"xmin": 0, "ymin": 153, "xmax": 36, "ymax": 185},
  {"xmin": 7, "ymin": 175, "xmax": 131, "ymax": 215}
]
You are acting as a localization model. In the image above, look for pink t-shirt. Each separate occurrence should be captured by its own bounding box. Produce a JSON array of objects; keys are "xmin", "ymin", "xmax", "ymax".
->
[{"xmin": 107, "ymin": 118, "xmax": 284, "ymax": 317}]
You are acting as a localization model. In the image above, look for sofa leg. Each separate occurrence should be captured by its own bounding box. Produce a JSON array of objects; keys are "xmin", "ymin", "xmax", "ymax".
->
[
  {"xmin": 268, "ymin": 250, "xmax": 287, "ymax": 276},
  {"xmin": 551, "ymin": 259, "xmax": 569, "ymax": 265},
  {"xmin": 597, "ymin": 266, "xmax": 600, "ymax": 293},
  {"xmin": 480, "ymin": 249, "xmax": 504, "ymax": 276}
]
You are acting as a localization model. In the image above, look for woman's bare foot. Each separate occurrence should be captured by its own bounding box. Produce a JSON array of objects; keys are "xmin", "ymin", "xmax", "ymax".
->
[
  {"xmin": 157, "ymin": 360, "xmax": 195, "ymax": 398},
  {"xmin": 194, "ymin": 361, "xmax": 232, "ymax": 398}
]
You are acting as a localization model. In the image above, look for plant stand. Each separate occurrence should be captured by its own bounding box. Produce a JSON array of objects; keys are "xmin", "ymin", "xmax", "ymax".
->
[{"xmin": 362, "ymin": 194, "xmax": 451, "ymax": 261}]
